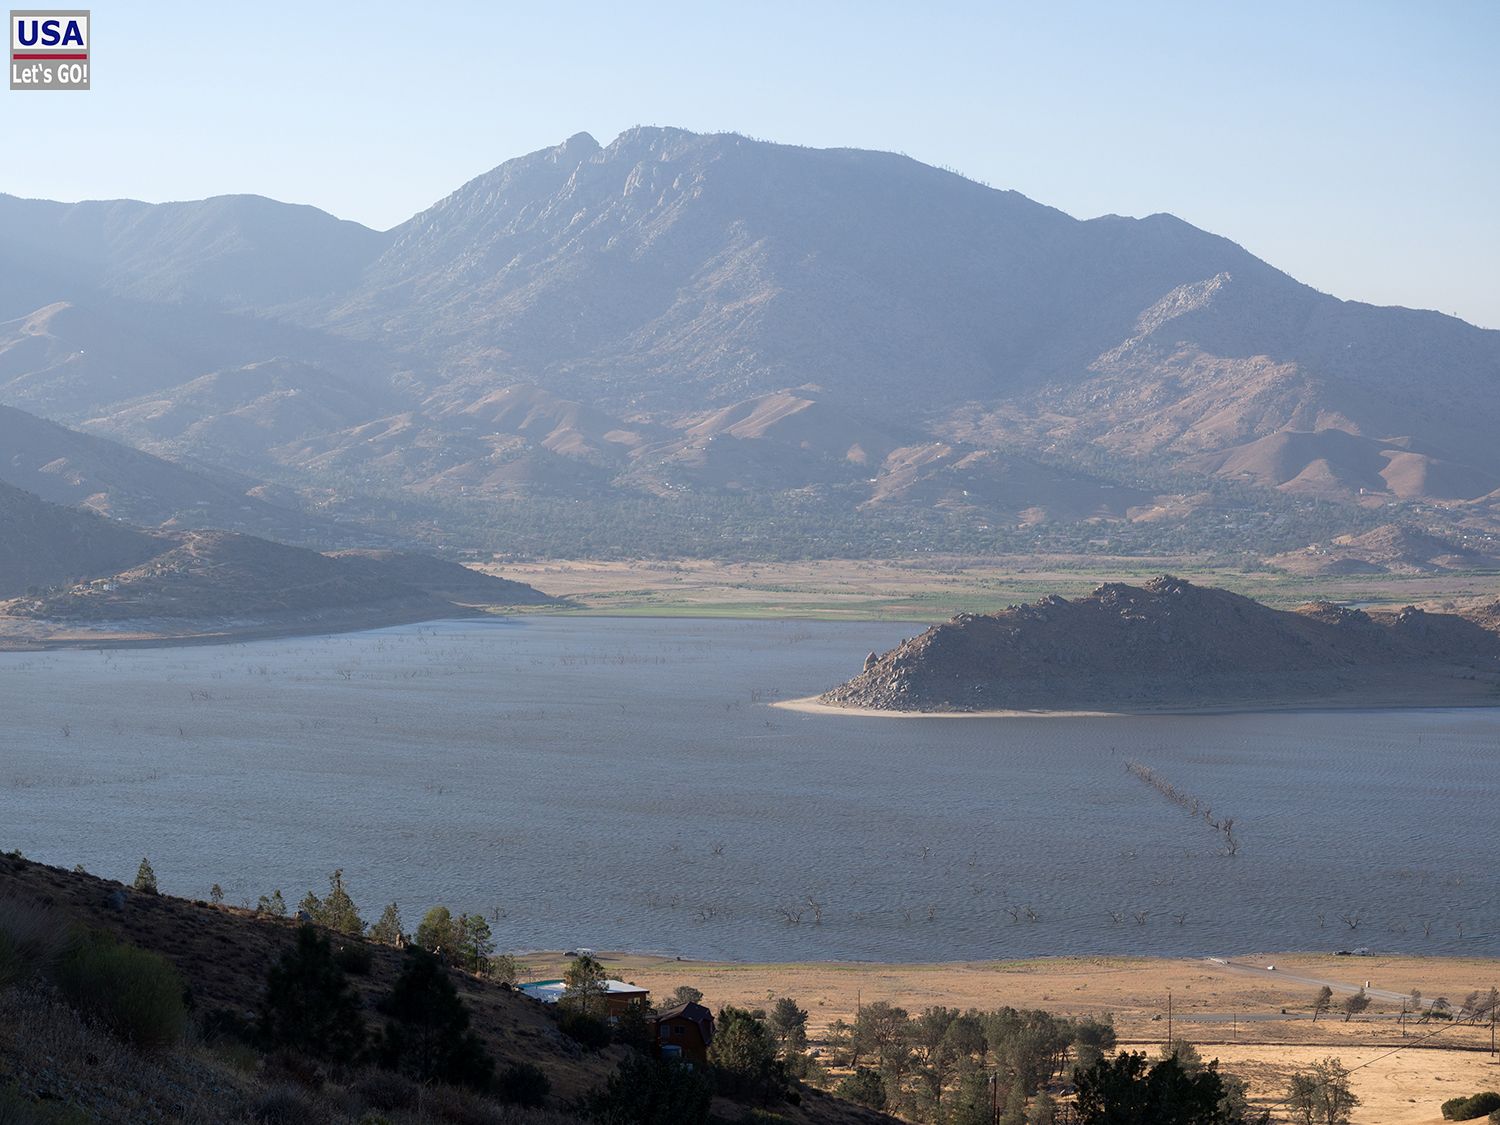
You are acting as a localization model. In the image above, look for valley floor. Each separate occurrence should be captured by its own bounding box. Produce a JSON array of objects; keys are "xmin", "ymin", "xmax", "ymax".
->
[
  {"xmin": 521, "ymin": 949, "xmax": 1500, "ymax": 1125},
  {"xmin": 485, "ymin": 555, "xmax": 1500, "ymax": 622},
  {"xmin": 4, "ymin": 556, "xmax": 1497, "ymax": 651}
]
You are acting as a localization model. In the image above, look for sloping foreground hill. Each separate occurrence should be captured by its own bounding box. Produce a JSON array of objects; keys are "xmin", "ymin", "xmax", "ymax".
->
[
  {"xmin": 820, "ymin": 576, "xmax": 1500, "ymax": 713},
  {"xmin": 0, "ymin": 854, "xmax": 894, "ymax": 1125}
]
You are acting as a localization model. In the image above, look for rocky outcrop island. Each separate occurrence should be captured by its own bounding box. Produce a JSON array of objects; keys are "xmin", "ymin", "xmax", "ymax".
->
[{"xmin": 819, "ymin": 576, "xmax": 1500, "ymax": 714}]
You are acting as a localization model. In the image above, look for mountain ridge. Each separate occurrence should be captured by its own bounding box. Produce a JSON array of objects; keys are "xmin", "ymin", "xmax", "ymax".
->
[{"xmin": 3, "ymin": 127, "xmax": 1498, "ymax": 556}]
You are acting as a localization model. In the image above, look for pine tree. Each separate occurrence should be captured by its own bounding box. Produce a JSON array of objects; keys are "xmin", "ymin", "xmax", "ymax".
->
[
  {"xmin": 298, "ymin": 869, "xmax": 364, "ymax": 934},
  {"xmin": 768, "ymin": 997, "xmax": 810, "ymax": 1054},
  {"xmin": 209, "ymin": 883, "xmax": 224, "ymax": 905},
  {"xmin": 258, "ymin": 924, "xmax": 367, "ymax": 1064},
  {"xmin": 257, "ymin": 889, "xmax": 288, "ymax": 917},
  {"xmin": 132, "ymin": 857, "xmax": 158, "ymax": 894},
  {"xmin": 456, "ymin": 914, "xmax": 495, "ymax": 974},
  {"xmin": 377, "ymin": 947, "xmax": 493, "ymax": 1089},
  {"xmin": 370, "ymin": 902, "xmax": 405, "ymax": 945},
  {"xmin": 320, "ymin": 868, "xmax": 364, "ymax": 935},
  {"xmin": 998, "ymin": 1081, "xmax": 1029, "ymax": 1125},
  {"xmin": 415, "ymin": 905, "xmax": 458, "ymax": 957},
  {"xmin": 1027, "ymin": 1090, "xmax": 1057, "ymax": 1125}
]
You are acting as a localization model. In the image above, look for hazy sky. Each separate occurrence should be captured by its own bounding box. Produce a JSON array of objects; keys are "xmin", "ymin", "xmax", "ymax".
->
[{"xmin": 5, "ymin": 1, "xmax": 1497, "ymax": 326}]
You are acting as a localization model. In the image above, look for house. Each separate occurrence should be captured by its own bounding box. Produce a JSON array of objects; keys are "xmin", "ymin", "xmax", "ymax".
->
[
  {"xmin": 518, "ymin": 978, "xmax": 651, "ymax": 1017},
  {"xmin": 653, "ymin": 1001, "xmax": 714, "ymax": 1067}
]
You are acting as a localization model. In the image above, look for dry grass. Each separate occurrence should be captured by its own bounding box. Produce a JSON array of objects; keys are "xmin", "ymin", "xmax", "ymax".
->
[{"xmin": 485, "ymin": 556, "xmax": 1500, "ymax": 621}]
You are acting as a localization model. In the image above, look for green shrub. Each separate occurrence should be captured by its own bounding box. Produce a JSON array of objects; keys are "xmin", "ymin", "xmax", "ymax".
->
[
  {"xmin": 580, "ymin": 1053, "xmax": 713, "ymax": 1124},
  {"xmin": 497, "ymin": 1061, "xmax": 551, "ymax": 1107},
  {"xmin": 835, "ymin": 1068, "xmax": 886, "ymax": 1110},
  {"xmin": 333, "ymin": 940, "xmax": 373, "ymax": 976},
  {"xmin": 52, "ymin": 931, "xmax": 186, "ymax": 1046},
  {"xmin": 0, "ymin": 896, "xmax": 66, "ymax": 989},
  {"xmin": 557, "ymin": 1009, "xmax": 612, "ymax": 1051},
  {"xmin": 1443, "ymin": 1092, "xmax": 1500, "ymax": 1120}
]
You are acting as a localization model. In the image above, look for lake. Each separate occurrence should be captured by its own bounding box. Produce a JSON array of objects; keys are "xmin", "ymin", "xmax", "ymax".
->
[{"xmin": 1, "ymin": 616, "xmax": 1496, "ymax": 961}]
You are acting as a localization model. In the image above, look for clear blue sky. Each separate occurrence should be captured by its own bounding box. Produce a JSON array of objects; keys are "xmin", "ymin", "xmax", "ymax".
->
[{"xmin": 5, "ymin": 1, "xmax": 1497, "ymax": 326}]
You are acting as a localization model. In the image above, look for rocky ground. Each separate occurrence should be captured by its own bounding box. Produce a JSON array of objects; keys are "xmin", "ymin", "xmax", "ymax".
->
[{"xmin": 820, "ymin": 576, "xmax": 1500, "ymax": 713}]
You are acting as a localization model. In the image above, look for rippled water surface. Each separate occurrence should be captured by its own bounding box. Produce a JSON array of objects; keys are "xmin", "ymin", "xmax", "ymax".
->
[{"xmin": 2, "ymin": 616, "xmax": 1496, "ymax": 960}]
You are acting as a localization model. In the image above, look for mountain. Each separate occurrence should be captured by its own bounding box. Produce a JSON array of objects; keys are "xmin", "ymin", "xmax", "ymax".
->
[
  {"xmin": 3, "ymin": 128, "xmax": 1499, "ymax": 555},
  {"xmin": 0, "ymin": 480, "xmax": 162, "ymax": 596},
  {"xmin": 0, "ymin": 401, "xmax": 340, "ymax": 543},
  {"xmin": 820, "ymin": 576, "xmax": 1500, "ymax": 712},
  {"xmin": 0, "ymin": 191, "xmax": 383, "ymax": 310}
]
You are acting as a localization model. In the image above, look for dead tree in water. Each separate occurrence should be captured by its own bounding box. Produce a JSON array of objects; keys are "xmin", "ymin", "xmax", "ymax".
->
[{"xmin": 1125, "ymin": 760, "xmax": 1242, "ymax": 855}]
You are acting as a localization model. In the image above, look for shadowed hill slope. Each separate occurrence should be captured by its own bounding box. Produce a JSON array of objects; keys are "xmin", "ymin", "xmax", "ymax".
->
[{"xmin": 0, "ymin": 480, "xmax": 162, "ymax": 597}]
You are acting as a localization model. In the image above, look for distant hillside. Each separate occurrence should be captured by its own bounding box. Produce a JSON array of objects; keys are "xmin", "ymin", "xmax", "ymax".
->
[
  {"xmin": 1267, "ymin": 523, "xmax": 1500, "ymax": 576},
  {"xmin": 0, "ymin": 400, "xmax": 340, "ymax": 544},
  {"xmin": 0, "ymin": 480, "xmax": 161, "ymax": 596},
  {"xmin": 0, "ymin": 527, "xmax": 550, "ymax": 626},
  {"xmin": 0, "ymin": 483, "xmax": 551, "ymax": 643},
  {"xmin": 3, "ymin": 128, "xmax": 1499, "ymax": 555},
  {"xmin": 821, "ymin": 576, "xmax": 1500, "ymax": 712},
  {"xmin": 0, "ymin": 192, "xmax": 383, "ymax": 309}
]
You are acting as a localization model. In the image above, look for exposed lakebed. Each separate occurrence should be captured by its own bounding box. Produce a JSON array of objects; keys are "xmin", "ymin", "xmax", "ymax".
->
[{"xmin": 2, "ymin": 616, "xmax": 1496, "ymax": 961}]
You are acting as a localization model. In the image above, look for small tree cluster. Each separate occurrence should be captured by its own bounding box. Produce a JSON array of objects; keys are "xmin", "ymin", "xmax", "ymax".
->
[
  {"xmin": 414, "ymin": 906, "xmax": 497, "ymax": 975},
  {"xmin": 707, "ymin": 1006, "xmax": 789, "ymax": 1103},
  {"xmin": 1286, "ymin": 1057, "xmax": 1359, "ymax": 1125},
  {"xmin": 825, "ymin": 1002, "xmax": 1118, "ymax": 1120},
  {"xmin": 298, "ymin": 868, "xmax": 365, "ymax": 935}
]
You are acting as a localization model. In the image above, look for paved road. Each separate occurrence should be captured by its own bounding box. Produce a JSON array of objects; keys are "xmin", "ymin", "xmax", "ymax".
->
[{"xmin": 1211, "ymin": 957, "xmax": 1423, "ymax": 1007}]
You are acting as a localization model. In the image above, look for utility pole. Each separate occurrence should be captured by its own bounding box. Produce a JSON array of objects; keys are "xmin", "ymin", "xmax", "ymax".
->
[{"xmin": 1167, "ymin": 990, "xmax": 1173, "ymax": 1048}]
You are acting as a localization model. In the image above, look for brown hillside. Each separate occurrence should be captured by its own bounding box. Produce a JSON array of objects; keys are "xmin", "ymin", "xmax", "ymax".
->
[
  {"xmin": 1267, "ymin": 523, "xmax": 1500, "ymax": 576},
  {"xmin": 0, "ymin": 530, "xmax": 549, "ymax": 623},
  {"xmin": 821, "ymin": 576, "xmax": 1500, "ymax": 712},
  {"xmin": 0, "ymin": 481, "xmax": 163, "ymax": 597},
  {"xmin": 0, "ymin": 854, "xmax": 896, "ymax": 1125}
]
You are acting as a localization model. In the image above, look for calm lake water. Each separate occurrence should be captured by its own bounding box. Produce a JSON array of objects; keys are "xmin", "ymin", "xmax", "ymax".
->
[{"xmin": 1, "ymin": 616, "xmax": 1496, "ymax": 961}]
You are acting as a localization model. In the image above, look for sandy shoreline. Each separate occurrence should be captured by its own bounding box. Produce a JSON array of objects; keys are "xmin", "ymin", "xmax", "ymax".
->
[
  {"xmin": 0, "ymin": 602, "xmax": 505, "ymax": 652},
  {"xmin": 773, "ymin": 688, "xmax": 1500, "ymax": 719}
]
